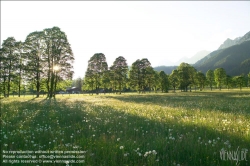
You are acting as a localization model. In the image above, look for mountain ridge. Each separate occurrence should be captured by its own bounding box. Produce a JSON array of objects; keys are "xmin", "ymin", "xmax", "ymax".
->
[
  {"xmin": 154, "ymin": 30, "xmax": 250, "ymax": 76},
  {"xmin": 194, "ymin": 40, "xmax": 250, "ymax": 76},
  {"xmin": 217, "ymin": 31, "xmax": 250, "ymax": 50}
]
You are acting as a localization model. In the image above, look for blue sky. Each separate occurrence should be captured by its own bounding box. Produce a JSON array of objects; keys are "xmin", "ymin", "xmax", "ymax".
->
[{"xmin": 2, "ymin": 1, "xmax": 250, "ymax": 79}]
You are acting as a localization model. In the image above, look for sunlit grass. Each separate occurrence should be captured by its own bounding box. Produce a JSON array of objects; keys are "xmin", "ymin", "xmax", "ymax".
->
[{"xmin": 1, "ymin": 91, "xmax": 250, "ymax": 165}]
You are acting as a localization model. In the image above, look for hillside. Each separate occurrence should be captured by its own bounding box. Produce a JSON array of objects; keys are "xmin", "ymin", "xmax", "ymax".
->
[
  {"xmin": 154, "ymin": 66, "xmax": 178, "ymax": 74},
  {"xmin": 217, "ymin": 38, "xmax": 241, "ymax": 50},
  {"xmin": 153, "ymin": 51, "xmax": 210, "ymax": 74},
  {"xmin": 194, "ymin": 40, "xmax": 250, "ymax": 76}
]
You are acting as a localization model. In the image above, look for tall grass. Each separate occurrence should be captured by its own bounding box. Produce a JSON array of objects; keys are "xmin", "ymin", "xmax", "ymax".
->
[{"xmin": 1, "ymin": 91, "xmax": 250, "ymax": 165}]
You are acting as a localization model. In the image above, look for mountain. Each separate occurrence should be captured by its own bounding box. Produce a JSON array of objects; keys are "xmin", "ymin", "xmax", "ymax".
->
[
  {"xmin": 154, "ymin": 31, "xmax": 250, "ymax": 76},
  {"xmin": 194, "ymin": 40, "xmax": 250, "ymax": 76},
  {"xmin": 153, "ymin": 51, "xmax": 210, "ymax": 74},
  {"xmin": 176, "ymin": 50, "xmax": 211, "ymax": 65},
  {"xmin": 154, "ymin": 66, "xmax": 178, "ymax": 74},
  {"xmin": 217, "ymin": 38, "xmax": 240, "ymax": 50},
  {"xmin": 218, "ymin": 31, "xmax": 250, "ymax": 50}
]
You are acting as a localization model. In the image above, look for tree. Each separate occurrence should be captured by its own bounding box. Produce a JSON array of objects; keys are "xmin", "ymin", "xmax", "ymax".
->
[
  {"xmin": 0, "ymin": 48, "xmax": 7, "ymax": 97},
  {"xmin": 84, "ymin": 68, "xmax": 95, "ymax": 95},
  {"xmin": 110, "ymin": 56, "xmax": 128, "ymax": 94},
  {"xmin": 129, "ymin": 59, "xmax": 142, "ymax": 92},
  {"xmin": 225, "ymin": 75, "xmax": 233, "ymax": 90},
  {"xmin": 72, "ymin": 77, "xmax": 83, "ymax": 90},
  {"xmin": 101, "ymin": 70, "xmax": 111, "ymax": 94},
  {"xmin": 129, "ymin": 58, "xmax": 152, "ymax": 93},
  {"xmin": 206, "ymin": 70, "xmax": 214, "ymax": 91},
  {"xmin": 177, "ymin": 63, "xmax": 192, "ymax": 92},
  {"xmin": 145, "ymin": 67, "xmax": 156, "ymax": 93},
  {"xmin": 234, "ymin": 75, "xmax": 246, "ymax": 91},
  {"xmin": 43, "ymin": 27, "xmax": 74, "ymax": 98},
  {"xmin": 151, "ymin": 70, "xmax": 160, "ymax": 93},
  {"xmin": 24, "ymin": 31, "xmax": 45, "ymax": 97},
  {"xmin": 196, "ymin": 71, "xmax": 206, "ymax": 91},
  {"xmin": 188, "ymin": 66, "xmax": 197, "ymax": 92},
  {"xmin": 108, "ymin": 68, "xmax": 116, "ymax": 93},
  {"xmin": 159, "ymin": 71, "xmax": 169, "ymax": 92},
  {"xmin": 57, "ymin": 79, "xmax": 73, "ymax": 94},
  {"xmin": 86, "ymin": 53, "xmax": 108, "ymax": 94},
  {"xmin": 1, "ymin": 37, "xmax": 18, "ymax": 97},
  {"xmin": 14, "ymin": 41, "xmax": 25, "ymax": 97},
  {"xmin": 169, "ymin": 69, "xmax": 179, "ymax": 92},
  {"xmin": 214, "ymin": 68, "xmax": 226, "ymax": 90}
]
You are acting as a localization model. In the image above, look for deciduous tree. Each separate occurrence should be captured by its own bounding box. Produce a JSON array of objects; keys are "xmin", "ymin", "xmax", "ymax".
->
[
  {"xmin": 1, "ymin": 37, "xmax": 18, "ymax": 97},
  {"xmin": 159, "ymin": 71, "xmax": 169, "ymax": 92},
  {"xmin": 214, "ymin": 68, "xmax": 226, "ymax": 90},
  {"xmin": 86, "ymin": 53, "xmax": 108, "ymax": 94},
  {"xmin": 24, "ymin": 31, "xmax": 45, "ymax": 97},
  {"xmin": 177, "ymin": 63, "xmax": 192, "ymax": 92},
  {"xmin": 169, "ymin": 69, "xmax": 179, "ymax": 92},
  {"xmin": 234, "ymin": 75, "xmax": 246, "ymax": 91},
  {"xmin": 110, "ymin": 56, "xmax": 128, "ymax": 94},
  {"xmin": 206, "ymin": 70, "xmax": 214, "ymax": 91},
  {"xmin": 43, "ymin": 27, "xmax": 74, "ymax": 98},
  {"xmin": 196, "ymin": 71, "xmax": 206, "ymax": 91},
  {"xmin": 129, "ymin": 58, "xmax": 152, "ymax": 93}
]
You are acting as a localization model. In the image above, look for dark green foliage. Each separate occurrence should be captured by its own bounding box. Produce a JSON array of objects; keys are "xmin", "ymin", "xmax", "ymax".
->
[
  {"xmin": 206, "ymin": 70, "xmax": 214, "ymax": 91},
  {"xmin": 177, "ymin": 63, "xmax": 194, "ymax": 92},
  {"xmin": 1, "ymin": 37, "xmax": 18, "ymax": 97},
  {"xmin": 158, "ymin": 71, "xmax": 169, "ymax": 92},
  {"xmin": 196, "ymin": 71, "xmax": 206, "ymax": 91},
  {"xmin": 24, "ymin": 31, "xmax": 44, "ymax": 97},
  {"xmin": 129, "ymin": 58, "xmax": 152, "ymax": 93},
  {"xmin": 110, "ymin": 56, "xmax": 128, "ymax": 94},
  {"xmin": 85, "ymin": 53, "xmax": 108, "ymax": 94},
  {"xmin": 169, "ymin": 69, "xmax": 179, "ymax": 92},
  {"xmin": 233, "ymin": 75, "xmax": 247, "ymax": 91},
  {"xmin": 214, "ymin": 68, "xmax": 227, "ymax": 90}
]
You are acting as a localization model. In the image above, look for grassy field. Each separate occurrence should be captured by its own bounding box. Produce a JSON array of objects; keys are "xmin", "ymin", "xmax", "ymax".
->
[{"xmin": 1, "ymin": 90, "xmax": 250, "ymax": 166}]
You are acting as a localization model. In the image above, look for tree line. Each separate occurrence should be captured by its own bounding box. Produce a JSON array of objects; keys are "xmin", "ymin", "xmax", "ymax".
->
[
  {"xmin": 83, "ymin": 53, "xmax": 250, "ymax": 94},
  {"xmin": 0, "ymin": 27, "xmax": 74, "ymax": 98},
  {"xmin": 1, "ymin": 26, "xmax": 250, "ymax": 98}
]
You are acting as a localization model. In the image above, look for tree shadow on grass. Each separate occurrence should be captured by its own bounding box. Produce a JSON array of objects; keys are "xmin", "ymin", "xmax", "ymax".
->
[
  {"xmin": 103, "ymin": 92, "xmax": 250, "ymax": 115},
  {"xmin": 1, "ymin": 98, "xmax": 249, "ymax": 166}
]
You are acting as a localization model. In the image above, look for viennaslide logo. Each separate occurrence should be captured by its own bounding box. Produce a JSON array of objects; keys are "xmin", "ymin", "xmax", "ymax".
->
[{"xmin": 220, "ymin": 147, "xmax": 248, "ymax": 164}]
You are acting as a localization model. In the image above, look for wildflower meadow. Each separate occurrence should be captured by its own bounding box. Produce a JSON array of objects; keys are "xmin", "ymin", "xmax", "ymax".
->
[{"xmin": 1, "ymin": 90, "xmax": 250, "ymax": 165}]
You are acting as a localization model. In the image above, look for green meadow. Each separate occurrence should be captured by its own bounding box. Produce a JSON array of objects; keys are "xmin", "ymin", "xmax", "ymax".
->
[{"xmin": 1, "ymin": 90, "xmax": 250, "ymax": 166}]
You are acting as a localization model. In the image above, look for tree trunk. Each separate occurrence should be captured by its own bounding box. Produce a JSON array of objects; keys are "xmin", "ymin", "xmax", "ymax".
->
[
  {"xmin": 18, "ymin": 70, "xmax": 21, "ymax": 97},
  {"xmin": 50, "ymin": 73, "xmax": 54, "ymax": 98},
  {"xmin": 119, "ymin": 82, "xmax": 121, "ymax": 94},
  {"xmin": 36, "ymin": 59, "xmax": 40, "ymax": 98},
  {"xmin": 7, "ymin": 59, "xmax": 12, "ymax": 97},
  {"xmin": 54, "ymin": 73, "xmax": 58, "ymax": 98},
  {"xmin": 36, "ymin": 72, "xmax": 40, "ymax": 98},
  {"xmin": 3, "ymin": 77, "xmax": 6, "ymax": 97}
]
